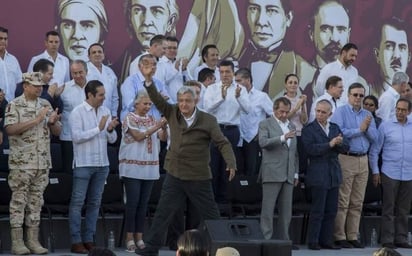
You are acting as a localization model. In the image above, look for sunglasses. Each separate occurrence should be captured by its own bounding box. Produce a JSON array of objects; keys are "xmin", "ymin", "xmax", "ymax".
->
[
  {"xmin": 351, "ymin": 93, "xmax": 364, "ymax": 98},
  {"xmin": 363, "ymin": 103, "xmax": 375, "ymax": 107}
]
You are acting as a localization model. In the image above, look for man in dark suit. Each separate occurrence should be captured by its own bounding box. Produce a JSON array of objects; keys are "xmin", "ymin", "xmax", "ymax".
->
[
  {"xmin": 301, "ymin": 99, "xmax": 349, "ymax": 250},
  {"xmin": 259, "ymin": 97, "xmax": 298, "ymax": 241},
  {"xmin": 135, "ymin": 56, "xmax": 236, "ymax": 256}
]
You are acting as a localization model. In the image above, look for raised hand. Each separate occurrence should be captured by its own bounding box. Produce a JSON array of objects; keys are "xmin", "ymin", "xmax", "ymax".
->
[
  {"xmin": 37, "ymin": 106, "xmax": 50, "ymax": 124},
  {"xmin": 235, "ymin": 84, "xmax": 241, "ymax": 98},
  {"xmin": 48, "ymin": 83, "xmax": 58, "ymax": 97},
  {"xmin": 99, "ymin": 115, "xmax": 109, "ymax": 131},
  {"xmin": 221, "ymin": 85, "xmax": 228, "ymax": 99},
  {"xmin": 284, "ymin": 129, "xmax": 296, "ymax": 140},
  {"xmin": 107, "ymin": 117, "xmax": 120, "ymax": 132},
  {"xmin": 329, "ymin": 133, "xmax": 343, "ymax": 147},
  {"xmin": 360, "ymin": 115, "xmax": 372, "ymax": 132},
  {"xmin": 48, "ymin": 108, "xmax": 60, "ymax": 124}
]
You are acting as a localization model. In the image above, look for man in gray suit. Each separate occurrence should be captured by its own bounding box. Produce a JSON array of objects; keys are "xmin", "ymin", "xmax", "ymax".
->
[{"xmin": 259, "ymin": 97, "xmax": 299, "ymax": 241}]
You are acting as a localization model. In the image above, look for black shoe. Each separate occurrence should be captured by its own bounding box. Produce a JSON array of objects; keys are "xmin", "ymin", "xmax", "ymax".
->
[
  {"xmin": 348, "ymin": 240, "xmax": 364, "ymax": 248},
  {"xmin": 320, "ymin": 243, "xmax": 341, "ymax": 250},
  {"xmin": 291, "ymin": 245, "xmax": 300, "ymax": 250},
  {"xmin": 308, "ymin": 243, "xmax": 321, "ymax": 250},
  {"xmin": 135, "ymin": 245, "xmax": 159, "ymax": 256},
  {"xmin": 394, "ymin": 242, "xmax": 412, "ymax": 248},
  {"xmin": 382, "ymin": 243, "xmax": 397, "ymax": 249},
  {"xmin": 335, "ymin": 240, "xmax": 353, "ymax": 248}
]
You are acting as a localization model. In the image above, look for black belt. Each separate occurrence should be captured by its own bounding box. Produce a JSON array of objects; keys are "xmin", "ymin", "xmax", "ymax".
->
[
  {"xmin": 219, "ymin": 124, "xmax": 238, "ymax": 130},
  {"xmin": 346, "ymin": 152, "xmax": 367, "ymax": 157}
]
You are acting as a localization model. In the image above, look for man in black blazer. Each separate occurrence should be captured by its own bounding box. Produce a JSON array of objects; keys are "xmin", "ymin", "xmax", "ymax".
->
[{"xmin": 302, "ymin": 99, "xmax": 349, "ymax": 250}]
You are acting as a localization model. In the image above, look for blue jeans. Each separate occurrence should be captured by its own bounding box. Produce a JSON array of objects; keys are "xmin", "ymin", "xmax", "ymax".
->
[
  {"xmin": 123, "ymin": 177, "xmax": 154, "ymax": 233},
  {"xmin": 69, "ymin": 166, "xmax": 109, "ymax": 243}
]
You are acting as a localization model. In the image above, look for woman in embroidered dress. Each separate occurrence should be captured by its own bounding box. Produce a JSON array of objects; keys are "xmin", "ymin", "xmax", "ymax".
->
[{"xmin": 119, "ymin": 90, "xmax": 167, "ymax": 252}]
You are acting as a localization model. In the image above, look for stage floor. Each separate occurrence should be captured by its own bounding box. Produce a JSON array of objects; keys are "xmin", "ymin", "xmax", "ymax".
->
[{"xmin": 0, "ymin": 246, "xmax": 410, "ymax": 256}]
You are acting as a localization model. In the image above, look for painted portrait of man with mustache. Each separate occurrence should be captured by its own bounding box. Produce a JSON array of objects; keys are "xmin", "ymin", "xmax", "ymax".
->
[
  {"xmin": 309, "ymin": 1, "xmax": 350, "ymax": 70},
  {"xmin": 373, "ymin": 17, "xmax": 411, "ymax": 95}
]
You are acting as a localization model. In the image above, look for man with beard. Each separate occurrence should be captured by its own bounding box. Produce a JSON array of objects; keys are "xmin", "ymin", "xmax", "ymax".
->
[
  {"xmin": 315, "ymin": 43, "xmax": 360, "ymax": 105},
  {"xmin": 309, "ymin": 1, "xmax": 351, "ymax": 73},
  {"xmin": 371, "ymin": 17, "xmax": 411, "ymax": 96}
]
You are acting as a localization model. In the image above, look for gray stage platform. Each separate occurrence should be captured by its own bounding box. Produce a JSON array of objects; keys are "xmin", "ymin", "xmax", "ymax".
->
[{"xmin": 0, "ymin": 215, "xmax": 410, "ymax": 255}]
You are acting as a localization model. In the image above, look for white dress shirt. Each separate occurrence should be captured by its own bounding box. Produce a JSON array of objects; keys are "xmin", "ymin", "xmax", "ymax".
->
[
  {"xmin": 240, "ymin": 87, "xmax": 273, "ymax": 143},
  {"xmin": 87, "ymin": 62, "xmax": 119, "ymax": 117},
  {"xmin": 27, "ymin": 50, "xmax": 70, "ymax": 86},
  {"xmin": 59, "ymin": 80, "xmax": 86, "ymax": 141},
  {"xmin": 197, "ymin": 83, "xmax": 207, "ymax": 111},
  {"xmin": 0, "ymin": 51, "xmax": 22, "ymax": 101},
  {"xmin": 155, "ymin": 56, "xmax": 191, "ymax": 102},
  {"xmin": 193, "ymin": 63, "xmax": 220, "ymax": 82},
  {"xmin": 309, "ymin": 92, "xmax": 343, "ymax": 122},
  {"xmin": 376, "ymin": 86, "xmax": 399, "ymax": 121},
  {"xmin": 315, "ymin": 59, "xmax": 358, "ymax": 104},
  {"xmin": 203, "ymin": 81, "xmax": 250, "ymax": 125},
  {"xmin": 318, "ymin": 121, "xmax": 330, "ymax": 136},
  {"xmin": 70, "ymin": 101, "xmax": 117, "ymax": 167},
  {"xmin": 274, "ymin": 115, "xmax": 291, "ymax": 147}
]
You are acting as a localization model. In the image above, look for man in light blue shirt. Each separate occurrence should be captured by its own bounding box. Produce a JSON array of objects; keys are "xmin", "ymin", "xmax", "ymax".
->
[
  {"xmin": 120, "ymin": 54, "xmax": 171, "ymax": 121},
  {"xmin": 369, "ymin": 98, "xmax": 412, "ymax": 249},
  {"xmin": 331, "ymin": 82, "xmax": 377, "ymax": 248}
]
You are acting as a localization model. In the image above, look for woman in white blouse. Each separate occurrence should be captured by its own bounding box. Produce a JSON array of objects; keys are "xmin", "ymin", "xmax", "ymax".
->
[{"xmin": 118, "ymin": 90, "xmax": 167, "ymax": 252}]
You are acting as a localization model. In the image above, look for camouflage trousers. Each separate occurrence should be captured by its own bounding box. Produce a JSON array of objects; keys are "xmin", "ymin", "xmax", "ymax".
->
[{"xmin": 8, "ymin": 169, "xmax": 49, "ymax": 228}]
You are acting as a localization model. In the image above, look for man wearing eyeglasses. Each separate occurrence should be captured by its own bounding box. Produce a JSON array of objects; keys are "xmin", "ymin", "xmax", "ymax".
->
[
  {"xmin": 331, "ymin": 83, "xmax": 378, "ymax": 248},
  {"xmin": 369, "ymin": 98, "xmax": 412, "ymax": 249},
  {"xmin": 376, "ymin": 72, "xmax": 409, "ymax": 121},
  {"xmin": 155, "ymin": 36, "xmax": 190, "ymax": 103}
]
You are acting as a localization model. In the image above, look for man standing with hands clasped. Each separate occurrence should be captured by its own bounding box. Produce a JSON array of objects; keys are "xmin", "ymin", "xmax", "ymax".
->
[
  {"xmin": 68, "ymin": 80, "xmax": 119, "ymax": 254},
  {"xmin": 258, "ymin": 97, "xmax": 299, "ymax": 243},
  {"xmin": 5, "ymin": 72, "xmax": 61, "ymax": 255},
  {"xmin": 135, "ymin": 56, "xmax": 236, "ymax": 256},
  {"xmin": 331, "ymin": 83, "xmax": 377, "ymax": 248},
  {"xmin": 203, "ymin": 60, "xmax": 249, "ymax": 204},
  {"xmin": 302, "ymin": 99, "xmax": 349, "ymax": 250}
]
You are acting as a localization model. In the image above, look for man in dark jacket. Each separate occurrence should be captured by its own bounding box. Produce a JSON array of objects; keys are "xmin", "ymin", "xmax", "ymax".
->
[
  {"xmin": 302, "ymin": 99, "xmax": 349, "ymax": 250},
  {"xmin": 136, "ymin": 55, "xmax": 236, "ymax": 256}
]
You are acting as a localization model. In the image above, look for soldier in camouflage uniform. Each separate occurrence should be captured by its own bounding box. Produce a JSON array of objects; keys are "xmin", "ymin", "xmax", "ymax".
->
[{"xmin": 5, "ymin": 72, "xmax": 61, "ymax": 255}]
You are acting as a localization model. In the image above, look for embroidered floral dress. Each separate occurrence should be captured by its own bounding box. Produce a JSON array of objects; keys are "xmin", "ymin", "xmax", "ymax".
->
[{"xmin": 119, "ymin": 112, "xmax": 160, "ymax": 180}]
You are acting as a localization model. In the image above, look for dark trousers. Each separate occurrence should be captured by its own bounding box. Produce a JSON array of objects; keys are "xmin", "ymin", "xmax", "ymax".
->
[
  {"xmin": 297, "ymin": 136, "xmax": 308, "ymax": 176},
  {"xmin": 380, "ymin": 173, "xmax": 412, "ymax": 244},
  {"xmin": 166, "ymin": 199, "xmax": 200, "ymax": 249},
  {"xmin": 61, "ymin": 140, "xmax": 74, "ymax": 173},
  {"xmin": 307, "ymin": 186, "xmax": 339, "ymax": 245},
  {"xmin": 238, "ymin": 137, "xmax": 261, "ymax": 176},
  {"xmin": 210, "ymin": 126, "xmax": 240, "ymax": 203},
  {"xmin": 123, "ymin": 177, "xmax": 154, "ymax": 233},
  {"xmin": 145, "ymin": 174, "xmax": 220, "ymax": 249}
]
